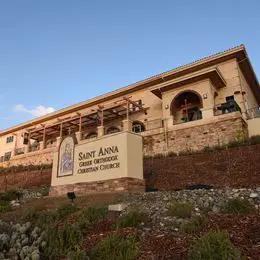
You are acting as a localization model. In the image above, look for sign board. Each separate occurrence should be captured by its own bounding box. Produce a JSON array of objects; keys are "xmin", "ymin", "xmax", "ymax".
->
[{"xmin": 51, "ymin": 132, "xmax": 143, "ymax": 187}]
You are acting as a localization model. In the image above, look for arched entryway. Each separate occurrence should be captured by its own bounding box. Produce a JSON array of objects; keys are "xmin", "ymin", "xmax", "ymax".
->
[{"xmin": 171, "ymin": 91, "xmax": 203, "ymax": 124}]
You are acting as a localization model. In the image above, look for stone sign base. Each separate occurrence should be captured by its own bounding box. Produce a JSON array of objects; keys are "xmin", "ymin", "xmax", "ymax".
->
[{"xmin": 49, "ymin": 177, "xmax": 145, "ymax": 197}]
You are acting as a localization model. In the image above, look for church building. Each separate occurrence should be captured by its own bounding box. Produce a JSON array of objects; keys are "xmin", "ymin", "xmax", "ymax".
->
[{"xmin": 1, "ymin": 45, "xmax": 260, "ymax": 167}]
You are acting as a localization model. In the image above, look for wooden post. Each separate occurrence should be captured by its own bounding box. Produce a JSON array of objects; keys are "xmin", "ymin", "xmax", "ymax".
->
[
  {"xmin": 101, "ymin": 109, "xmax": 104, "ymax": 126},
  {"xmin": 126, "ymin": 99, "xmax": 129, "ymax": 120},
  {"xmin": 43, "ymin": 126, "xmax": 46, "ymax": 149},
  {"xmin": 28, "ymin": 130, "xmax": 31, "ymax": 152},
  {"xmin": 79, "ymin": 115, "xmax": 82, "ymax": 132},
  {"xmin": 60, "ymin": 122, "xmax": 63, "ymax": 138}
]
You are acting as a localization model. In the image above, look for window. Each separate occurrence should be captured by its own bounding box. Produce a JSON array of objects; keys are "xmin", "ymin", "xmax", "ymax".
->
[
  {"xmin": 6, "ymin": 136, "xmax": 14, "ymax": 143},
  {"xmin": 4, "ymin": 152, "xmax": 11, "ymax": 161},
  {"xmin": 23, "ymin": 133, "xmax": 29, "ymax": 144},
  {"xmin": 132, "ymin": 121, "xmax": 145, "ymax": 133},
  {"xmin": 226, "ymin": 96, "xmax": 234, "ymax": 102},
  {"xmin": 132, "ymin": 99, "xmax": 142, "ymax": 112}
]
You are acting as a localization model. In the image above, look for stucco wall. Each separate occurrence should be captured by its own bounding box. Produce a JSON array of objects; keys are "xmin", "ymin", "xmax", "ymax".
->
[{"xmin": 247, "ymin": 118, "xmax": 260, "ymax": 137}]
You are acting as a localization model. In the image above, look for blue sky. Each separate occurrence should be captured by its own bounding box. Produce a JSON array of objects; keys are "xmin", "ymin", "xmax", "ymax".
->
[{"xmin": 0, "ymin": 0, "xmax": 260, "ymax": 130}]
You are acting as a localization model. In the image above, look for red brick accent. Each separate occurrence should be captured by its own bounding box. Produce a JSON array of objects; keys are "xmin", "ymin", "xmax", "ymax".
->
[{"xmin": 49, "ymin": 177, "xmax": 145, "ymax": 196}]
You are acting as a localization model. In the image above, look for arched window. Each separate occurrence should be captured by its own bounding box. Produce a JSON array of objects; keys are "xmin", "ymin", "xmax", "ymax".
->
[
  {"xmin": 106, "ymin": 126, "xmax": 120, "ymax": 135},
  {"xmin": 84, "ymin": 132, "xmax": 97, "ymax": 139},
  {"xmin": 132, "ymin": 121, "xmax": 145, "ymax": 133},
  {"xmin": 171, "ymin": 91, "xmax": 203, "ymax": 123}
]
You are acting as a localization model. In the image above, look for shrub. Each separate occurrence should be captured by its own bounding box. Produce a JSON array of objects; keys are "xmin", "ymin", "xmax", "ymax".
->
[
  {"xmin": 36, "ymin": 211, "xmax": 58, "ymax": 227},
  {"xmin": 249, "ymin": 135, "xmax": 260, "ymax": 145},
  {"xmin": 67, "ymin": 250, "xmax": 88, "ymax": 260},
  {"xmin": 117, "ymin": 211, "xmax": 148, "ymax": 228},
  {"xmin": 0, "ymin": 201, "xmax": 11, "ymax": 213},
  {"xmin": 38, "ymin": 186, "xmax": 49, "ymax": 196},
  {"xmin": 180, "ymin": 215, "xmax": 205, "ymax": 234},
  {"xmin": 56, "ymin": 203, "xmax": 79, "ymax": 219},
  {"xmin": 0, "ymin": 190, "xmax": 17, "ymax": 202},
  {"xmin": 44, "ymin": 223, "xmax": 83, "ymax": 259},
  {"xmin": 77, "ymin": 205, "xmax": 108, "ymax": 230},
  {"xmin": 22, "ymin": 205, "xmax": 45, "ymax": 222},
  {"xmin": 221, "ymin": 198, "xmax": 255, "ymax": 214},
  {"xmin": 168, "ymin": 201, "xmax": 193, "ymax": 218},
  {"xmin": 89, "ymin": 234, "xmax": 139, "ymax": 260},
  {"xmin": 188, "ymin": 231, "xmax": 245, "ymax": 260}
]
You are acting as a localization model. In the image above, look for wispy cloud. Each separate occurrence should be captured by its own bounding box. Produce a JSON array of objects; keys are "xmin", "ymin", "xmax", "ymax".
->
[{"xmin": 13, "ymin": 104, "xmax": 55, "ymax": 117}]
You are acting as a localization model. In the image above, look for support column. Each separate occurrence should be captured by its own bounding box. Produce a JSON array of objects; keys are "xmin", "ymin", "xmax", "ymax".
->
[
  {"xmin": 97, "ymin": 126, "xmax": 105, "ymax": 137},
  {"xmin": 25, "ymin": 131, "xmax": 31, "ymax": 153},
  {"xmin": 75, "ymin": 131, "xmax": 82, "ymax": 142},
  {"xmin": 122, "ymin": 119, "xmax": 133, "ymax": 132},
  {"xmin": 42, "ymin": 125, "xmax": 46, "ymax": 150},
  {"xmin": 39, "ymin": 141, "xmax": 45, "ymax": 150},
  {"xmin": 56, "ymin": 136, "xmax": 62, "ymax": 148}
]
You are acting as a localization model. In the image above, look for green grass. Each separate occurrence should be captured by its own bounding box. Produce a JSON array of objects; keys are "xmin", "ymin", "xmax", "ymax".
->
[
  {"xmin": 77, "ymin": 205, "xmax": 108, "ymax": 230},
  {"xmin": 180, "ymin": 215, "xmax": 205, "ymax": 234},
  {"xmin": 221, "ymin": 198, "xmax": 256, "ymax": 214},
  {"xmin": 168, "ymin": 201, "xmax": 193, "ymax": 218},
  {"xmin": 188, "ymin": 231, "xmax": 245, "ymax": 260},
  {"xmin": 44, "ymin": 223, "xmax": 83, "ymax": 259},
  {"xmin": 56, "ymin": 203, "xmax": 79, "ymax": 219},
  {"xmin": 117, "ymin": 211, "xmax": 148, "ymax": 228},
  {"xmin": 89, "ymin": 234, "xmax": 139, "ymax": 260}
]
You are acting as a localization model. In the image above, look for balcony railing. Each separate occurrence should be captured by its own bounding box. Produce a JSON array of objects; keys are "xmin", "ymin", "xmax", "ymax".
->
[
  {"xmin": 214, "ymin": 100, "xmax": 241, "ymax": 116},
  {"xmin": 246, "ymin": 107, "xmax": 260, "ymax": 119},
  {"xmin": 14, "ymin": 148, "xmax": 25, "ymax": 156}
]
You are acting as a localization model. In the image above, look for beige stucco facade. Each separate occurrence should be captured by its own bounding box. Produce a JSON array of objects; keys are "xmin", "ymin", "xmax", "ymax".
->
[{"xmin": 0, "ymin": 45, "xmax": 259, "ymax": 166}]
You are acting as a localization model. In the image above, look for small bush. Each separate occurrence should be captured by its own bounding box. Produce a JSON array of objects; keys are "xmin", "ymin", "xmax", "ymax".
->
[
  {"xmin": 77, "ymin": 205, "xmax": 107, "ymax": 230},
  {"xmin": 188, "ymin": 231, "xmax": 245, "ymax": 260},
  {"xmin": 0, "ymin": 190, "xmax": 17, "ymax": 202},
  {"xmin": 44, "ymin": 223, "xmax": 83, "ymax": 259},
  {"xmin": 221, "ymin": 198, "xmax": 255, "ymax": 214},
  {"xmin": 167, "ymin": 151, "xmax": 177, "ymax": 157},
  {"xmin": 249, "ymin": 135, "xmax": 260, "ymax": 145},
  {"xmin": 22, "ymin": 205, "xmax": 45, "ymax": 222},
  {"xmin": 37, "ymin": 211, "xmax": 58, "ymax": 227},
  {"xmin": 0, "ymin": 201, "xmax": 11, "ymax": 213},
  {"xmin": 89, "ymin": 234, "xmax": 139, "ymax": 260},
  {"xmin": 117, "ymin": 211, "xmax": 148, "ymax": 228},
  {"xmin": 227, "ymin": 138, "xmax": 247, "ymax": 148},
  {"xmin": 168, "ymin": 201, "xmax": 193, "ymax": 218},
  {"xmin": 180, "ymin": 215, "xmax": 205, "ymax": 234},
  {"xmin": 56, "ymin": 203, "xmax": 79, "ymax": 219},
  {"xmin": 67, "ymin": 250, "xmax": 88, "ymax": 260},
  {"xmin": 38, "ymin": 186, "xmax": 49, "ymax": 196}
]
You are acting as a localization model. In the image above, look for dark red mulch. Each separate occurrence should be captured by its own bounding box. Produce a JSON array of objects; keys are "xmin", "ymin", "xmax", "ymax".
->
[{"xmin": 204, "ymin": 213, "xmax": 260, "ymax": 259}]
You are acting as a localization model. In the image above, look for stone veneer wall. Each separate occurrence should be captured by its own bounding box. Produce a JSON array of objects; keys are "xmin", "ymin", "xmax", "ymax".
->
[
  {"xmin": 143, "ymin": 116, "xmax": 248, "ymax": 156},
  {"xmin": 144, "ymin": 144, "xmax": 260, "ymax": 190},
  {"xmin": 0, "ymin": 169, "xmax": 51, "ymax": 192},
  {"xmin": 0, "ymin": 148, "xmax": 56, "ymax": 168},
  {"xmin": 49, "ymin": 177, "xmax": 145, "ymax": 196}
]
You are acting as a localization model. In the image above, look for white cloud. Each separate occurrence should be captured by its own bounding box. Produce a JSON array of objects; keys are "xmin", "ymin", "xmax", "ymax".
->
[{"xmin": 14, "ymin": 104, "xmax": 55, "ymax": 117}]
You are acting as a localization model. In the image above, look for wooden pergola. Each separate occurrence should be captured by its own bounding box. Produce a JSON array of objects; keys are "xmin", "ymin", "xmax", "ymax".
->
[{"xmin": 27, "ymin": 97, "xmax": 148, "ymax": 142}]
